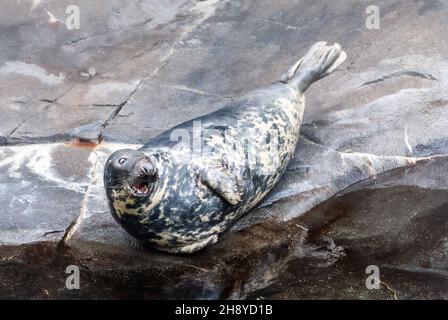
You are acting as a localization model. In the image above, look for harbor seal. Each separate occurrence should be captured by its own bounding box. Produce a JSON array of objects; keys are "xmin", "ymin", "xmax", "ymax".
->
[{"xmin": 104, "ymin": 41, "xmax": 347, "ymax": 253}]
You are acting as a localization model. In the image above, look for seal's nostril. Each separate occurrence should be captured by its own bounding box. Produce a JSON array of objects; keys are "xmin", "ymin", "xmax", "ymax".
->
[{"xmin": 141, "ymin": 162, "xmax": 153, "ymax": 176}]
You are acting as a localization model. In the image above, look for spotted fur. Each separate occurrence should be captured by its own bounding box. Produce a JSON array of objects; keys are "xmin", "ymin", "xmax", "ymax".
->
[{"xmin": 104, "ymin": 42, "xmax": 346, "ymax": 253}]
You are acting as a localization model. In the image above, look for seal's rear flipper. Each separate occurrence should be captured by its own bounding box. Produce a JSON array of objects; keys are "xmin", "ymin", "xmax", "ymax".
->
[{"xmin": 282, "ymin": 41, "xmax": 347, "ymax": 93}]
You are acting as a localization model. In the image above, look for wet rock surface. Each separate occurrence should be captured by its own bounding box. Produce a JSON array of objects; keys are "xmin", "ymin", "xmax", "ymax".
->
[{"xmin": 1, "ymin": 0, "xmax": 447, "ymax": 299}]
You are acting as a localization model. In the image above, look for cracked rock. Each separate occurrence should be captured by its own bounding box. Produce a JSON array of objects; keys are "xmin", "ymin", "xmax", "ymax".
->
[
  {"xmin": 0, "ymin": 143, "xmax": 94, "ymax": 244},
  {"xmin": 1, "ymin": 0, "xmax": 448, "ymax": 299}
]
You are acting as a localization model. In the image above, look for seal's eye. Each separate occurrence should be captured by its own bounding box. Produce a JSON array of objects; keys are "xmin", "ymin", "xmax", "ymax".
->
[{"xmin": 118, "ymin": 157, "xmax": 127, "ymax": 165}]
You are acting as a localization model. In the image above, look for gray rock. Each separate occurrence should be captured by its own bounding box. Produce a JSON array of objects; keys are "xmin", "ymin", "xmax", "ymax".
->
[
  {"xmin": 1, "ymin": 0, "xmax": 448, "ymax": 299},
  {"xmin": 0, "ymin": 143, "xmax": 93, "ymax": 244},
  {"xmin": 105, "ymin": 81, "xmax": 228, "ymax": 143}
]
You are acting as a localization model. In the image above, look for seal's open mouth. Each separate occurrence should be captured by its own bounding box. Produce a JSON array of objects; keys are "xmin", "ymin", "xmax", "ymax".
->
[
  {"xmin": 131, "ymin": 181, "xmax": 149, "ymax": 196},
  {"xmin": 129, "ymin": 176, "xmax": 153, "ymax": 197},
  {"xmin": 115, "ymin": 155, "xmax": 156, "ymax": 197}
]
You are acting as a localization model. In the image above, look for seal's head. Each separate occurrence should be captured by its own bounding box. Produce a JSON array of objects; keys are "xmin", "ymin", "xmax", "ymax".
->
[{"xmin": 104, "ymin": 149, "xmax": 158, "ymax": 198}]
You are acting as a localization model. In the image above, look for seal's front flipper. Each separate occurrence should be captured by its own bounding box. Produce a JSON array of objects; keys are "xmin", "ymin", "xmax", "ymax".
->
[{"xmin": 198, "ymin": 165, "xmax": 243, "ymax": 206}]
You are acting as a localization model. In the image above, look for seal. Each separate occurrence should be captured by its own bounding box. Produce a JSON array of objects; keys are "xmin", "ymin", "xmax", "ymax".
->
[{"xmin": 104, "ymin": 42, "xmax": 347, "ymax": 253}]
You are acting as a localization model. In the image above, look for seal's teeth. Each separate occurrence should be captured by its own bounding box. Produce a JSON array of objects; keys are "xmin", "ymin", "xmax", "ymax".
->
[{"xmin": 132, "ymin": 182, "xmax": 149, "ymax": 195}]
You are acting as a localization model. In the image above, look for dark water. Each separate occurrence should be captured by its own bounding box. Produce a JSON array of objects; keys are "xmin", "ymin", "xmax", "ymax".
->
[{"xmin": 248, "ymin": 158, "xmax": 448, "ymax": 299}]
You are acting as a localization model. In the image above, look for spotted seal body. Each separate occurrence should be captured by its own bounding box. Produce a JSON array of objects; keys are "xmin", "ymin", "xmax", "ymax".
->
[{"xmin": 104, "ymin": 42, "xmax": 346, "ymax": 253}]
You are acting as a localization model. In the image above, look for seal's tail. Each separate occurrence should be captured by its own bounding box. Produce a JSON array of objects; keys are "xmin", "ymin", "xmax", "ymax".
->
[{"xmin": 281, "ymin": 41, "xmax": 347, "ymax": 93}]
